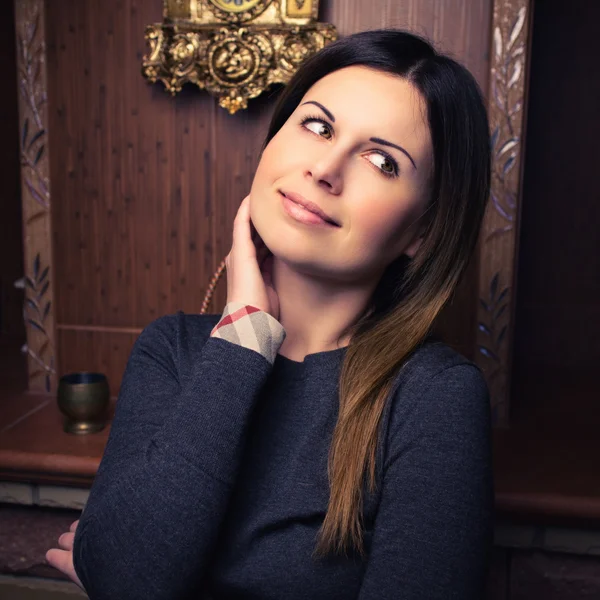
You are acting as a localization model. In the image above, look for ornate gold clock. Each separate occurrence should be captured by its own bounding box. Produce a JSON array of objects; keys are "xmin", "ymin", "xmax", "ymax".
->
[{"xmin": 142, "ymin": 1, "xmax": 337, "ymax": 113}]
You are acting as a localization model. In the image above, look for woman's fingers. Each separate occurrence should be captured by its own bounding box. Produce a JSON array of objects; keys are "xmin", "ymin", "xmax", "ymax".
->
[
  {"xmin": 232, "ymin": 195, "xmax": 255, "ymax": 256},
  {"xmin": 233, "ymin": 195, "xmax": 271, "ymax": 266},
  {"xmin": 46, "ymin": 522, "xmax": 85, "ymax": 591},
  {"xmin": 57, "ymin": 531, "xmax": 75, "ymax": 551},
  {"xmin": 46, "ymin": 547, "xmax": 84, "ymax": 590}
]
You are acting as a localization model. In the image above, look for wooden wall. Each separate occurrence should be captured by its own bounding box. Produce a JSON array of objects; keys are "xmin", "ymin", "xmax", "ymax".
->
[{"xmin": 44, "ymin": 0, "xmax": 493, "ymax": 394}]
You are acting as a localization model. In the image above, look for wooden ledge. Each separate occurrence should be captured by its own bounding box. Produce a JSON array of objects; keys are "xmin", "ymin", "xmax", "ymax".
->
[
  {"xmin": 0, "ymin": 391, "xmax": 112, "ymax": 487},
  {"xmin": 493, "ymin": 427, "xmax": 600, "ymax": 523}
]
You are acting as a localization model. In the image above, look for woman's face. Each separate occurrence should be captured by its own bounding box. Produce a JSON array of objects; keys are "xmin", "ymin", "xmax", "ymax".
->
[{"xmin": 250, "ymin": 65, "xmax": 434, "ymax": 283}]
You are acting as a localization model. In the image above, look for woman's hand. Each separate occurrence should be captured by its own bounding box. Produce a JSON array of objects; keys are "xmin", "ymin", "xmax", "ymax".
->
[
  {"xmin": 225, "ymin": 195, "xmax": 279, "ymax": 320},
  {"xmin": 45, "ymin": 519, "xmax": 85, "ymax": 591}
]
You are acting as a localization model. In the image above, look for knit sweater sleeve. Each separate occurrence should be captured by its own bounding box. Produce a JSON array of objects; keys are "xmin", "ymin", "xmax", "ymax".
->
[
  {"xmin": 357, "ymin": 363, "xmax": 494, "ymax": 599},
  {"xmin": 72, "ymin": 303, "xmax": 285, "ymax": 600}
]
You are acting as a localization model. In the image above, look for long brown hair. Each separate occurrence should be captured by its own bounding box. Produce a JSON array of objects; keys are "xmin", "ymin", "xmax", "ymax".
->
[{"xmin": 263, "ymin": 29, "xmax": 491, "ymax": 557}]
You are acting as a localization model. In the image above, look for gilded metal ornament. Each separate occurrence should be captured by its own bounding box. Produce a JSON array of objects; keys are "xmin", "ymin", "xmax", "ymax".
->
[{"xmin": 142, "ymin": 0, "xmax": 337, "ymax": 113}]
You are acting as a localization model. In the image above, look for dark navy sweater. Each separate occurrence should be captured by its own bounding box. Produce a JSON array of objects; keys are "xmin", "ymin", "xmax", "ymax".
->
[{"xmin": 73, "ymin": 309, "xmax": 494, "ymax": 599}]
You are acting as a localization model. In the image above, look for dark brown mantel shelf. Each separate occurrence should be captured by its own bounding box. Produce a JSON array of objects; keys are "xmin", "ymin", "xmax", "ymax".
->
[
  {"xmin": 493, "ymin": 426, "xmax": 600, "ymax": 523},
  {"xmin": 2, "ymin": 390, "xmax": 600, "ymax": 525}
]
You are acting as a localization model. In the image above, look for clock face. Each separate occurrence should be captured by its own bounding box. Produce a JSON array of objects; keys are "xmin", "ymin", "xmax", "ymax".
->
[{"xmin": 209, "ymin": 0, "xmax": 265, "ymax": 13}]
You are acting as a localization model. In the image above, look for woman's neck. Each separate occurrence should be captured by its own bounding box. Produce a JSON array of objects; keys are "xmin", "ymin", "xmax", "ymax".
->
[{"xmin": 272, "ymin": 257, "xmax": 377, "ymax": 360}]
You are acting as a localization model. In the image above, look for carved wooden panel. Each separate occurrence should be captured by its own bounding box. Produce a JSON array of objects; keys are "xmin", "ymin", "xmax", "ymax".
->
[
  {"xmin": 14, "ymin": 0, "xmax": 57, "ymax": 393},
  {"xmin": 475, "ymin": 0, "xmax": 532, "ymax": 426}
]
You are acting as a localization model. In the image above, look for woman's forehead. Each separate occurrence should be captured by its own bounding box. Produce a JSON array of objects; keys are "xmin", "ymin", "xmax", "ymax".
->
[{"xmin": 300, "ymin": 66, "xmax": 431, "ymax": 152}]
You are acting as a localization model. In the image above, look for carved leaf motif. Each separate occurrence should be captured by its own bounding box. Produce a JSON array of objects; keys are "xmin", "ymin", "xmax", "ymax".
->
[
  {"xmin": 479, "ymin": 346, "xmax": 499, "ymax": 361},
  {"xmin": 24, "ymin": 177, "xmax": 49, "ymax": 208},
  {"xmin": 505, "ymin": 191, "xmax": 516, "ymax": 209},
  {"xmin": 497, "ymin": 138, "xmax": 518, "ymax": 158},
  {"xmin": 486, "ymin": 225, "xmax": 513, "ymax": 243},
  {"xmin": 27, "ymin": 318, "xmax": 46, "ymax": 335},
  {"xmin": 490, "ymin": 272, "xmax": 499, "ymax": 301},
  {"xmin": 26, "ymin": 211, "xmax": 46, "ymax": 225},
  {"xmin": 491, "ymin": 192, "xmax": 511, "ymax": 220},
  {"xmin": 497, "ymin": 287, "xmax": 510, "ymax": 304},
  {"xmin": 507, "ymin": 7, "xmax": 526, "ymax": 51},
  {"xmin": 490, "ymin": 126, "xmax": 500, "ymax": 151},
  {"xmin": 508, "ymin": 59, "xmax": 522, "ymax": 88},
  {"xmin": 494, "ymin": 27, "xmax": 503, "ymax": 61},
  {"xmin": 32, "ymin": 60, "xmax": 41, "ymax": 86},
  {"xmin": 26, "ymin": 297, "xmax": 40, "ymax": 314},
  {"xmin": 495, "ymin": 304, "xmax": 508, "ymax": 320},
  {"xmin": 38, "ymin": 266, "xmax": 49, "ymax": 284},
  {"xmin": 27, "ymin": 128, "xmax": 45, "ymax": 150},
  {"xmin": 479, "ymin": 323, "xmax": 492, "ymax": 336},
  {"xmin": 492, "ymin": 77, "xmax": 504, "ymax": 111},
  {"xmin": 33, "ymin": 145, "xmax": 45, "ymax": 165},
  {"xmin": 509, "ymin": 100, "xmax": 523, "ymax": 117},
  {"xmin": 503, "ymin": 155, "xmax": 516, "ymax": 175},
  {"xmin": 22, "ymin": 118, "xmax": 29, "ymax": 149}
]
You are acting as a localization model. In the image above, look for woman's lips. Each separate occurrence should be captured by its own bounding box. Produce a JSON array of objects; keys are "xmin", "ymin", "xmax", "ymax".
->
[{"xmin": 280, "ymin": 192, "xmax": 339, "ymax": 228}]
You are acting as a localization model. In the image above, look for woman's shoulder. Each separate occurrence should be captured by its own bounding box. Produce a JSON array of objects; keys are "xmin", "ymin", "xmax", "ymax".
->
[
  {"xmin": 395, "ymin": 336, "xmax": 487, "ymax": 395},
  {"xmin": 384, "ymin": 337, "xmax": 490, "ymax": 438}
]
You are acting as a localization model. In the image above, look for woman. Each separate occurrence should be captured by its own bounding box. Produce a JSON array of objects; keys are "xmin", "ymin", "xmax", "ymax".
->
[{"xmin": 47, "ymin": 29, "xmax": 493, "ymax": 599}]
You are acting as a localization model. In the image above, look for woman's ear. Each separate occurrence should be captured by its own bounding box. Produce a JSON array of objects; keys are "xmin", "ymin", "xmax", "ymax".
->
[
  {"xmin": 403, "ymin": 234, "xmax": 423, "ymax": 259},
  {"xmin": 402, "ymin": 204, "xmax": 431, "ymax": 258},
  {"xmin": 403, "ymin": 220, "xmax": 428, "ymax": 258}
]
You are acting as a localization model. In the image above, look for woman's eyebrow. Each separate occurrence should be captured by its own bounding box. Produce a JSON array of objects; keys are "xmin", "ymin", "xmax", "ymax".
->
[
  {"xmin": 370, "ymin": 137, "xmax": 417, "ymax": 170},
  {"xmin": 300, "ymin": 100, "xmax": 335, "ymax": 122}
]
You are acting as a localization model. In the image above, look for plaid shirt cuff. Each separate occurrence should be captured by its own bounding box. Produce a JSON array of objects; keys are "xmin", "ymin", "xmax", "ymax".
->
[{"xmin": 210, "ymin": 302, "xmax": 286, "ymax": 365}]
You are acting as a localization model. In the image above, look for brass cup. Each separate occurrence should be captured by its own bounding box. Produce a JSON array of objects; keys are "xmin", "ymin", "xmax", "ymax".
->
[{"xmin": 57, "ymin": 372, "xmax": 110, "ymax": 434}]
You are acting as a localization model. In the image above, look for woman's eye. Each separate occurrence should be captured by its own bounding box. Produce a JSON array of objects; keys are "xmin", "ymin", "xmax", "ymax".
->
[
  {"xmin": 367, "ymin": 153, "xmax": 398, "ymax": 177},
  {"xmin": 303, "ymin": 119, "xmax": 332, "ymax": 140}
]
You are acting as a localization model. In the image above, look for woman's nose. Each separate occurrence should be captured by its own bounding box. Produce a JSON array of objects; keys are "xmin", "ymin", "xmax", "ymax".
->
[{"xmin": 305, "ymin": 153, "xmax": 344, "ymax": 195}]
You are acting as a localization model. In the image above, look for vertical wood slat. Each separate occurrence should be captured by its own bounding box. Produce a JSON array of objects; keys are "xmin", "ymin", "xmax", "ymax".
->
[
  {"xmin": 475, "ymin": 0, "xmax": 532, "ymax": 426},
  {"xmin": 14, "ymin": 0, "xmax": 57, "ymax": 393}
]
